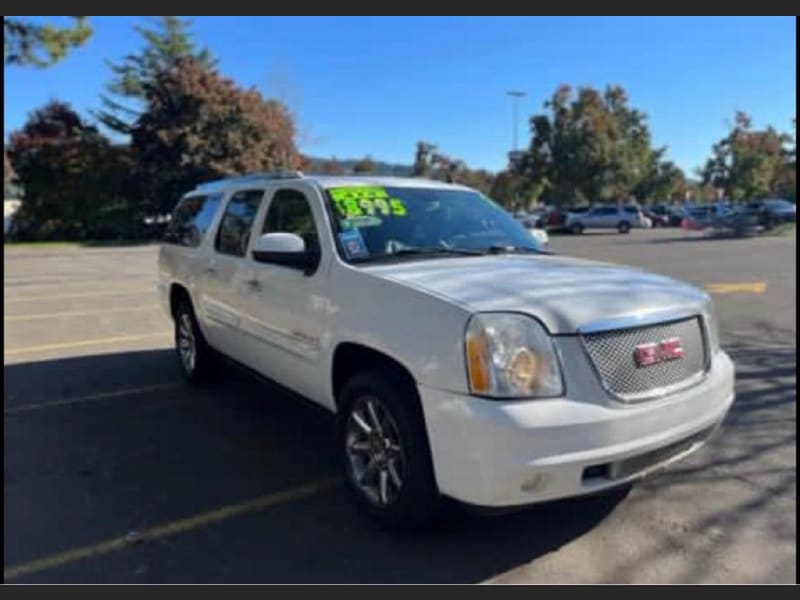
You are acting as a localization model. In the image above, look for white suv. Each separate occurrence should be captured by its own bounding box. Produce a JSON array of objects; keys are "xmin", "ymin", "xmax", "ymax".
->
[{"xmin": 158, "ymin": 172, "xmax": 735, "ymax": 527}]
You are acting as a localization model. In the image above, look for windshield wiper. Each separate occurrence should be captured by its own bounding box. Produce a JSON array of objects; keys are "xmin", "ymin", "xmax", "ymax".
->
[
  {"xmin": 392, "ymin": 246, "xmax": 485, "ymax": 256},
  {"xmin": 486, "ymin": 245, "xmax": 551, "ymax": 255},
  {"xmin": 351, "ymin": 246, "xmax": 485, "ymax": 264}
]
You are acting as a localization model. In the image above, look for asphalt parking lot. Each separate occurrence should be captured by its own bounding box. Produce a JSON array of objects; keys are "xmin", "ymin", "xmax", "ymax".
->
[{"xmin": 4, "ymin": 228, "xmax": 796, "ymax": 583}]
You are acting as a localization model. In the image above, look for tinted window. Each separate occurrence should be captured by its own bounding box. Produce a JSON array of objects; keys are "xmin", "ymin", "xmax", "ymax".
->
[
  {"xmin": 215, "ymin": 190, "xmax": 264, "ymax": 256},
  {"xmin": 164, "ymin": 194, "xmax": 222, "ymax": 247},
  {"xmin": 262, "ymin": 189, "xmax": 320, "ymax": 253}
]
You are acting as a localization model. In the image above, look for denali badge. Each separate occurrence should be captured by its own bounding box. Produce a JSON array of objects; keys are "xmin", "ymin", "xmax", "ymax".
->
[{"xmin": 634, "ymin": 337, "xmax": 684, "ymax": 367}]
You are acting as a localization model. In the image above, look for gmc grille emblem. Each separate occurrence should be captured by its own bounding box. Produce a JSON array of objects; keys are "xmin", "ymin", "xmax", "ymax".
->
[{"xmin": 634, "ymin": 337, "xmax": 684, "ymax": 367}]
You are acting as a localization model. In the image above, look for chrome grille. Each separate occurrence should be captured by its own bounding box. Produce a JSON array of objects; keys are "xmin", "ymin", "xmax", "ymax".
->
[{"xmin": 581, "ymin": 316, "xmax": 707, "ymax": 401}]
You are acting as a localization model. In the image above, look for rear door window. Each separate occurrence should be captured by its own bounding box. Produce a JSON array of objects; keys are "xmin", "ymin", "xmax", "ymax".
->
[
  {"xmin": 215, "ymin": 189, "xmax": 265, "ymax": 257},
  {"xmin": 164, "ymin": 194, "xmax": 223, "ymax": 247}
]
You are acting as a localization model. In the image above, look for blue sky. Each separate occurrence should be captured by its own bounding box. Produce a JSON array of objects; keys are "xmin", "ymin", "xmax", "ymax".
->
[{"xmin": 4, "ymin": 16, "xmax": 796, "ymax": 176}]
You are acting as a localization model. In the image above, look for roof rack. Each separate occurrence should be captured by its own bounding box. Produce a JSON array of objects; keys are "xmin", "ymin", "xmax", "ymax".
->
[{"xmin": 195, "ymin": 170, "xmax": 304, "ymax": 191}]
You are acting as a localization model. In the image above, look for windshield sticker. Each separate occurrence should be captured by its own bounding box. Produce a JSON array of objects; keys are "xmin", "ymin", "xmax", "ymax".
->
[
  {"xmin": 329, "ymin": 187, "xmax": 407, "ymax": 218},
  {"xmin": 343, "ymin": 215, "xmax": 383, "ymax": 228},
  {"xmin": 338, "ymin": 229, "xmax": 369, "ymax": 259}
]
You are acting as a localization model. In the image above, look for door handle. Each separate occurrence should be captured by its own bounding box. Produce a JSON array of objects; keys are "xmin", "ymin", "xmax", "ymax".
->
[
  {"xmin": 246, "ymin": 279, "xmax": 261, "ymax": 291},
  {"xmin": 204, "ymin": 266, "xmax": 216, "ymax": 275}
]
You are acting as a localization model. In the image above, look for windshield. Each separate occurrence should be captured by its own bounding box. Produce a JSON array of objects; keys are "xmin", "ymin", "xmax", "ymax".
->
[{"xmin": 325, "ymin": 185, "xmax": 542, "ymax": 262}]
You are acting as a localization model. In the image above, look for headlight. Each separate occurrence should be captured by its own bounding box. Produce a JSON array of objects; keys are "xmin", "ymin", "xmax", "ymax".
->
[{"xmin": 465, "ymin": 313, "xmax": 563, "ymax": 398}]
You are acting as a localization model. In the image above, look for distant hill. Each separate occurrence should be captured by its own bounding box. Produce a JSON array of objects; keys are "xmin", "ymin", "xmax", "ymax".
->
[{"xmin": 304, "ymin": 156, "xmax": 414, "ymax": 177}]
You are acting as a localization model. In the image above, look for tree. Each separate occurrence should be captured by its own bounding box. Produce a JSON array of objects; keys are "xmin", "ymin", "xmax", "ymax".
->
[
  {"xmin": 7, "ymin": 101, "xmax": 132, "ymax": 240},
  {"xmin": 430, "ymin": 152, "xmax": 465, "ymax": 183},
  {"xmin": 413, "ymin": 141, "xmax": 437, "ymax": 176},
  {"xmin": 409, "ymin": 140, "xmax": 507, "ymax": 201},
  {"xmin": 771, "ymin": 118, "xmax": 795, "ymax": 201},
  {"xmin": 130, "ymin": 56, "xmax": 299, "ymax": 215},
  {"xmin": 460, "ymin": 168, "xmax": 495, "ymax": 197},
  {"xmin": 353, "ymin": 156, "xmax": 376, "ymax": 174},
  {"xmin": 4, "ymin": 149, "xmax": 15, "ymax": 189},
  {"xmin": 517, "ymin": 84, "xmax": 673, "ymax": 206},
  {"xmin": 633, "ymin": 155, "xmax": 686, "ymax": 202},
  {"xmin": 4, "ymin": 17, "xmax": 92, "ymax": 67},
  {"xmin": 317, "ymin": 157, "xmax": 346, "ymax": 175},
  {"xmin": 702, "ymin": 112, "xmax": 794, "ymax": 201},
  {"xmin": 486, "ymin": 171, "xmax": 521, "ymax": 209},
  {"xmin": 96, "ymin": 16, "xmax": 215, "ymax": 134}
]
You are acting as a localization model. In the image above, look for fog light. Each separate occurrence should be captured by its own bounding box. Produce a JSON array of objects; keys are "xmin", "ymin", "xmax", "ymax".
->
[{"xmin": 521, "ymin": 473, "xmax": 547, "ymax": 492}]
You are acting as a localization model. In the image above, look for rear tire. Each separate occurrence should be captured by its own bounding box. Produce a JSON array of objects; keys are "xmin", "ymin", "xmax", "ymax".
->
[
  {"xmin": 338, "ymin": 370, "xmax": 439, "ymax": 529},
  {"xmin": 570, "ymin": 222, "xmax": 585, "ymax": 235},
  {"xmin": 174, "ymin": 299, "xmax": 219, "ymax": 384},
  {"xmin": 617, "ymin": 221, "xmax": 631, "ymax": 234}
]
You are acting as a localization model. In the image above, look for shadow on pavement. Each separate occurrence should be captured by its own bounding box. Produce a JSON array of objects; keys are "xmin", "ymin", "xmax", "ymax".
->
[
  {"xmin": 4, "ymin": 349, "xmax": 628, "ymax": 583},
  {"xmin": 609, "ymin": 322, "xmax": 796, "ymax": 583}
]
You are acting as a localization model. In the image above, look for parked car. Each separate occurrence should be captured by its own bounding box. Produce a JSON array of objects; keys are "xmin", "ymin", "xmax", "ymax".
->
[
  {"xmin": 709, "ymin": 207, "xmax": 763, "ymax": 237},
  {"xmin": 666, "ymin": 205, "xmax": 688, "ymax": 226},
  {"xmin": 567, "ymin": 205, "xmax": 591, "ymax": 215},
  {"xmin": 743, "ymin": 199, "xmax": 796, "ymax": 228},
  {"xmin": 681, "ymin": 208, "xmax": 711, "ymax": 231},
  {"xmin": 643, "ymin": 205, "xmax": 671, "ymax": 228},
  {"xmin": 565, "ymin": 205, "xmax": 648, "ymax": 234},
  {"xmin": 545, "ymin": 207, "xmax": 567, "ymax": 229},
  {"xmin": 159, "ymin": 172, "xmax": 734, "ymax": 527},
  {"xmin": 681, "ymin": 205, "xmax": 730, "ymax": 231},
  {"xmin": 522, "ymin": 216, "xmax": 550, "ymax": 248},
  {"xmin": 512, "ymin": 212, "xmax": 550, "ymax": 248}
]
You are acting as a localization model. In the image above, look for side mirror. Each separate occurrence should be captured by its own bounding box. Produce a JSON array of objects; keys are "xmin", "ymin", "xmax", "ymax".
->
[
  {"xmin": 252, "ymin": 232, "xmax": 320, "ymax": 275},
  {"xmin": 254, "ymin": 232, "xmax": 306, "ymax": 253}
]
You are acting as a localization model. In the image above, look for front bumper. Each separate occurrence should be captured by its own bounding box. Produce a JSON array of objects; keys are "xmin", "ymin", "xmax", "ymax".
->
[{"xmin": 418, "ymin": 350, "xmax": 735, "ymax": 507}]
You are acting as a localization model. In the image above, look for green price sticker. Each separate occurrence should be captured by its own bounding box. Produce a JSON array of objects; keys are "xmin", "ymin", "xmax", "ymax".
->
[{"xmin": 330, "ymin": 187, "xmax": 407, "ymax": 218}]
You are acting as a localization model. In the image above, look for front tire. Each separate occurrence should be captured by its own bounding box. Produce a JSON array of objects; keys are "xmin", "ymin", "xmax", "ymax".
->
[
  {"xmin": 174, "ymin": 299, "xmax": 219, "ymax": 384},
  {"xmin": 570, "ymin": 222, "xmax": 585, "ymax": 235},
  {"xmin": 617, "ymin": 221, "xmax": 631, "ymax": 234},
  {"xmin": 338, "ymin": 371, "xmax": 439, "ymax": 529}
]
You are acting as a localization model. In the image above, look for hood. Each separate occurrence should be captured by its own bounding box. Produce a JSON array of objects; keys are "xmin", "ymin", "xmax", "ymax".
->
[{"xmin": 362, "ymin": 254, "xmax": 708, "ymax": 334}]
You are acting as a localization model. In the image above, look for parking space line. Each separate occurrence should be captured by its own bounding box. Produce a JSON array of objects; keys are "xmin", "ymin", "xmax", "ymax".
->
[
  {"xmin": 4, "ymin": 332, "xmax": 172, "ymax": 357},
  {"xmin": 4, "ymin": 289, "xmax": 156, "ymax": 303},
  {"xmin": 3, "ymin": 478, "xmax": 338, "ymax": 581},
  {"xmin": 4, "ymin": 306, "xmax": 160, "ymax": 322},
  {"xmin": 706, "ymin": 281, "xmax": 767, "ymax": 294},
  {"xmin": 4, "ymin": 383, "xmax": 183, "ymax": 415}
]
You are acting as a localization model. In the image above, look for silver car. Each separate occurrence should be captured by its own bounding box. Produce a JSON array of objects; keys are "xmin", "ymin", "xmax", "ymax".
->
[{"xmin": 566, "ymin": 205, "xmax": 648, "ymax": 234}]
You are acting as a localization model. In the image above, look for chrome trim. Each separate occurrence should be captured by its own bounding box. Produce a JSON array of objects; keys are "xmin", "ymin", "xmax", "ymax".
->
[
  {"xmin": 577, "ymin": 307, "xmax": 700, "ymax": 335},
  {"xmin": 698, "ymin": 313, "xmax": 714, "ymax": 372},
  {"xmin": 578, "ymin": 311, "xmax": 711, "ymax": 403},
  {"xmin": 605, "ymin": 370, "xmax": 707, "ymax": 403}
]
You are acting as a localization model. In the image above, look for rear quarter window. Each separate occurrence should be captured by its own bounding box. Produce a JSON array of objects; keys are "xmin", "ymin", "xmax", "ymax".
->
[{"xmin": 164, "ymin": 194, "xmax": 223, "ymax": 247}]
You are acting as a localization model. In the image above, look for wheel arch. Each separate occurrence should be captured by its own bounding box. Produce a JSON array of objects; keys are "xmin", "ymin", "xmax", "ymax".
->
[
  {"xmin": 169, "ymin": 283, "xmax": 193, "ymax": 320},
  {"xmin": 331, "ymin": 342, "xmax": 418, "ymax": 411}
]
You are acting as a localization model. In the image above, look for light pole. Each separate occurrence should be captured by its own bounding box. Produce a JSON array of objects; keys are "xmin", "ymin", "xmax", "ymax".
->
[
  {"xmin": 506, "ymin": 90, "xmax": 526, "ymax": 151},
  {"xmin": 506, "ymin": 91, "xmax": 526, "ymax": 211}
]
